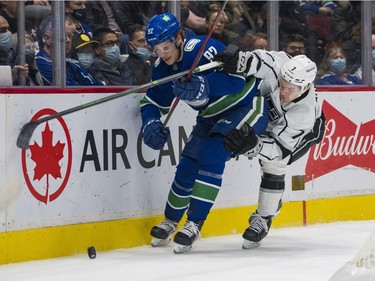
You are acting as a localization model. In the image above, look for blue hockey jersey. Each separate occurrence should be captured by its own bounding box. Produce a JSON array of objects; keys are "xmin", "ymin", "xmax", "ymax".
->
[{"xmin": 140, "ymin": 36, "xmax": 250, "ymax": 122}]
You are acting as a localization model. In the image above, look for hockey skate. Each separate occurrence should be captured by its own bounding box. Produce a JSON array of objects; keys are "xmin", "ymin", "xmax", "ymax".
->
[
  {"xmin": 150, "ymin": 218, "xmax": 178, "ymax": 247},
  {"xmin": 242, "ymin": 212, "xmax": 272, "ymax": 249},
  {"xmin": 173, "ymin": 220, "xmax": 203, "ymax": 254}
]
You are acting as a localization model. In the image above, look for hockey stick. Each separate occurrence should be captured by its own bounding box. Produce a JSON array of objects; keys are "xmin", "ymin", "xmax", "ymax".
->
[
  {"xmin": 161, "ymin": 0, "xmax": 229, "ymax": 129},
  {"xmin": 16, "ymin": 61, "xmax": 223, "ymax": 150}
]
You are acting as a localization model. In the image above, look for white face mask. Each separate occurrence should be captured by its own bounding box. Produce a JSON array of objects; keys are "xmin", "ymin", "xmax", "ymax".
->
[
  {"xmin": 0, "ymin": 31, "xmax": 13, "ymax": 52},
  {"xmin": 78, "ymin": 52, "xmax": 94, "ymax": 68},
  {"xmin": 104, "ymin": 45, "xmax": 120, "ymax": 64}
]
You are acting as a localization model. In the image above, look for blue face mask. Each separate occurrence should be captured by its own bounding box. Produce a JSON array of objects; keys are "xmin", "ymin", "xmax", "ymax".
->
[
  {"xmin": 104, "ymin": 45, "xmax": 120, "ymax": 64},
  {"xmin": 135, "ymin": 47, "xmax": 151, "ymax": 60},
  {"xmin": 0, "ymin": 31, "xmax": 13, "ymax": 52},
  {"xmin": 78, "ymin": 52, "xmax": 94, "ymax": 69},
  {"xmin": 372, "ymin": 50, "xmax": 375, "ymax": 62},
  {"xmin": 331, "ymin": 58, "xmax": 346, "ymax": 73}
]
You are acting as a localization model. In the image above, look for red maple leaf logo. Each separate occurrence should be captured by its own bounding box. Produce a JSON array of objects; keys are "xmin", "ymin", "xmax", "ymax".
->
[
  {"xmin": 22, "ymin": 108, "xmax": 73, "ymax": 204},
  {"xmin": 29, "ymin": 122, "xmax": 65, "ymax": 199}
]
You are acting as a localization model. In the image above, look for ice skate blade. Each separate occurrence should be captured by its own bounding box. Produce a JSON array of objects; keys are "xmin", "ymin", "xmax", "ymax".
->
[
  {"xmin": 151, "ymin": 236, "xmax": 172, "ymax": 247},
  {"xmin": 242, "ymin": 239, "xmax": 261, "ymax": 249},
  {"xmin": 173, "ymin": 243, "xmax": 192, "ymax": 254},
  {"xmin": 273, "ymin": 209, "xmax": 281, "ymax": 218}
]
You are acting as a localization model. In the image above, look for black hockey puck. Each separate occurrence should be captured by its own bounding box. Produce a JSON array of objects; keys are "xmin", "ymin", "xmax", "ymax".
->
[{"xmin": 87, "ymin": 246, "xmax": 96, "ymax": 259}]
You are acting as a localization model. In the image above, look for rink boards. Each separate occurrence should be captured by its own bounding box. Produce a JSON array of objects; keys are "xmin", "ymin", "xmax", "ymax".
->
[{"xmin": 0, "ymin": 87, "xmax": 374, "ymax": 264}]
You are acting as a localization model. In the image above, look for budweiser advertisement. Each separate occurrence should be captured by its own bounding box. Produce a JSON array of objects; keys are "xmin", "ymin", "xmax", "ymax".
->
[{"xmin": 305, "ymin": 93, "xmax": 375, "ymax": 187}]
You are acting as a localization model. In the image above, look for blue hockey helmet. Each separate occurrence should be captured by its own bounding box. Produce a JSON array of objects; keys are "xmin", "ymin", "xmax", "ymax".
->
[{"xmin": 146, "ymin": 13, "xmax": 181, "ymax": 47}]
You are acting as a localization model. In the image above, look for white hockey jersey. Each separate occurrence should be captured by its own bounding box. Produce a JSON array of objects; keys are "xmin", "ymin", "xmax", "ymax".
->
[{"xmin": 244, "ymin": 50, "xmax": 323, "ymax": 164}]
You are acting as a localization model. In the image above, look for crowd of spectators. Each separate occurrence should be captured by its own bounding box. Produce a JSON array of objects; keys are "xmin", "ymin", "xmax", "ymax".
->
[{"xmin": 3, "ymin": 0, "xmax": 375, "ymax": 86}]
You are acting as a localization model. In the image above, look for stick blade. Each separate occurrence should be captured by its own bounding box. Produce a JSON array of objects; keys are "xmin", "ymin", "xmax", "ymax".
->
[{"xmin": 16, "ymin": 121, "xmax": 39, "ymax": 149}]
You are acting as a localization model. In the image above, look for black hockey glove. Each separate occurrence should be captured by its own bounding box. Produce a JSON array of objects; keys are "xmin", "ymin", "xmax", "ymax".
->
[
  {"xmin": 224, "ymin": 123, "xmax": 263, "ymax": 157},
  {"xmin": 214, "ymin": 44, "xmax": 241, "ymax": 74}
]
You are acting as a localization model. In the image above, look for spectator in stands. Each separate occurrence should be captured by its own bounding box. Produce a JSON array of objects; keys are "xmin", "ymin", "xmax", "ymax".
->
[
  {"xmin": 12, "ymin": 30, "xmax": 43, "ymax": 85},
  {"xmin": 354, "ymin": 34, "xmax": 375, "ymax": 85},
  {"xmin": 0, "ymin": 15, "xmax": 14, "ymax": 63},
  {"xmin": 237, "ymin": 31, "xmax": 268, "ymax": 51},
  {"xmin": 331, "ymin": 1, "xmax": 361, "ymax": 72},
  {"xmin": 0, "ymin": 0, "xmax": 17, "ymax": 33},
  {"xmin": 180, "ymin": 1, "xmax": 197, "ymax": 39},
  {"xmin": 84, "ymin": 2, "xmax": 133, "ymax": 54},
  {"xmin": 70, "ymin": 32, "xmax": 99, "ymax": 70},
  {"xmin": 283, "ymin": 33, "xmax": 306, "ymax": 57},
  {"xmin": 22, "ymin": 19, "xmax": 38, "ymax": 43},
  {"xmin": 204, "ymin": 9, "xmax": 239, "ymax": 46},
  {"xmin": 36, "ymin": 15, "xmax": 69, "ymax": 85},
  {"xmin": 253, "ymin": 2, "xmax": 305, "ymax": 52},
  {"xmin": 121, "ymin": 2, "xmax": 165, "ymax": 27},
  {"xmin": 0, "ymin": 15, "xmax": 29, "ymax": 85},
  {"xmin": 25, "ymin": 0, "xmax": 51, "ymax": 27},
  {"xmin": 3, "ymin": 0, "xmax": 49, "ymax": 36},
  {"xmin": 211, "ymin": 1, "xmax": 256, "ymax": 36},
  {"xmin": 24, "ymin": 32, "xmax": 42, "ymax": 85},
  {"xmin": 121, "ymin": 24, "xmax": 151, "ymax": 85},
  {"xmin": 295, "ymin": 1, "xmax": 336, "ymax": 65},
  {"xmin": 278, "ymin": 2, "xmax": 306, "ymax": 40},
  {"xmin": 298, "ymin": 0, "xmax": 336, "ymax": 16},
  {"xmin": 0, "ymin": 1, "xmax": 42, "ymax": 35},
  {"xmin": 88, "ymin": 27, "xmax": 131, "ymax": 85},
  {"xmin": 243, "ymin": 2, "xmax": 267, "ymax": 33},
  {"xmin": 316, "ymin": 45, "xmax": 362, "ymax": 85},
  {"xmin": 250, "ymin": 2, "xmax": 268, "ymax": 34},
  {"xmin": 36, "ymin": 15, "xmax": 103, "ymax": 86},
  {"xmin": 251, "ymin": 32, "xmax": 268, "ymax": 50},
  {"xmin": 332, "ymin": 1, "xmax": 360, "ymax": 42},
  {"xmin": 181, "ymin": 1, "xmax": 211, "ymax": 35},
  {"xmin": 65, "ymin": 0, "xmax": 93, "ymax": 38}
]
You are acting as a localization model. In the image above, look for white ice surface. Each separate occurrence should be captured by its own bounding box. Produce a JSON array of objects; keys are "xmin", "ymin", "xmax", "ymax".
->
[{"xmin": 1, "ymin": 220, "xmax": 375, "ymax": 281}]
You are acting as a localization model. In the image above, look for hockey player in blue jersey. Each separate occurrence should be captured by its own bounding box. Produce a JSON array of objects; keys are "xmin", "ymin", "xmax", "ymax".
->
[{"xmin": 140, "ymin": 13, "xmax": 269, "ymax": 253}]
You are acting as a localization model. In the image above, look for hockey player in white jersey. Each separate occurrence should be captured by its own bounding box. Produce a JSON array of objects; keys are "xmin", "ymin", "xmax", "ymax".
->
[{"xmin": 215, "ymin": 45, "xmax": 325, "ymax": 249}]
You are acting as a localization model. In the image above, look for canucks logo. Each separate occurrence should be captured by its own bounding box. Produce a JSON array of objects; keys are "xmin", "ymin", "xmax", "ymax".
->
[
  {"xmin": 185, "ymin": 39, "xmax": 201, "ymax": 52},
  {"xmin": 162, "ymin": 14, "xmax": 171, "ymax": 22}
]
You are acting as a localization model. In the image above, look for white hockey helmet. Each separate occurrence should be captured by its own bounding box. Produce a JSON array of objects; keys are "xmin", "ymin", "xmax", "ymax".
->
[{"xmin": 281, "ymin": 55, "xmax": 317, "ymax": 91}]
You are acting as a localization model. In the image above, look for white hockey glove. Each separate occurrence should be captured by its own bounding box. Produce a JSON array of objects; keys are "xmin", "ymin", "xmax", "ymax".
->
[
  {"xmin": 214, "ymin": 44, "xmax": 257, "ymax": 75},
  {"xmin": 224, "ymin": 123, "xmax": 263, "ymax": 158}
]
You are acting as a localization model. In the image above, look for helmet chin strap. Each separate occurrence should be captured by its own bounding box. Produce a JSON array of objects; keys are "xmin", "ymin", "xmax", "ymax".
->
[
  {"xmin": 176, "ymin": 39, "xmax": 184, "ymax": 62},
  {"xmin": 299, "ymin": 84, "xmax": 310, "ymax": 96}
]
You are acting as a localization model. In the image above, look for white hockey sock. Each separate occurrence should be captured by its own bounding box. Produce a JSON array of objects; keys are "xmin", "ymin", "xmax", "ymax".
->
[{"xmin": 256, "ymin": 188, "xmax": 283, "ymax": 217}]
